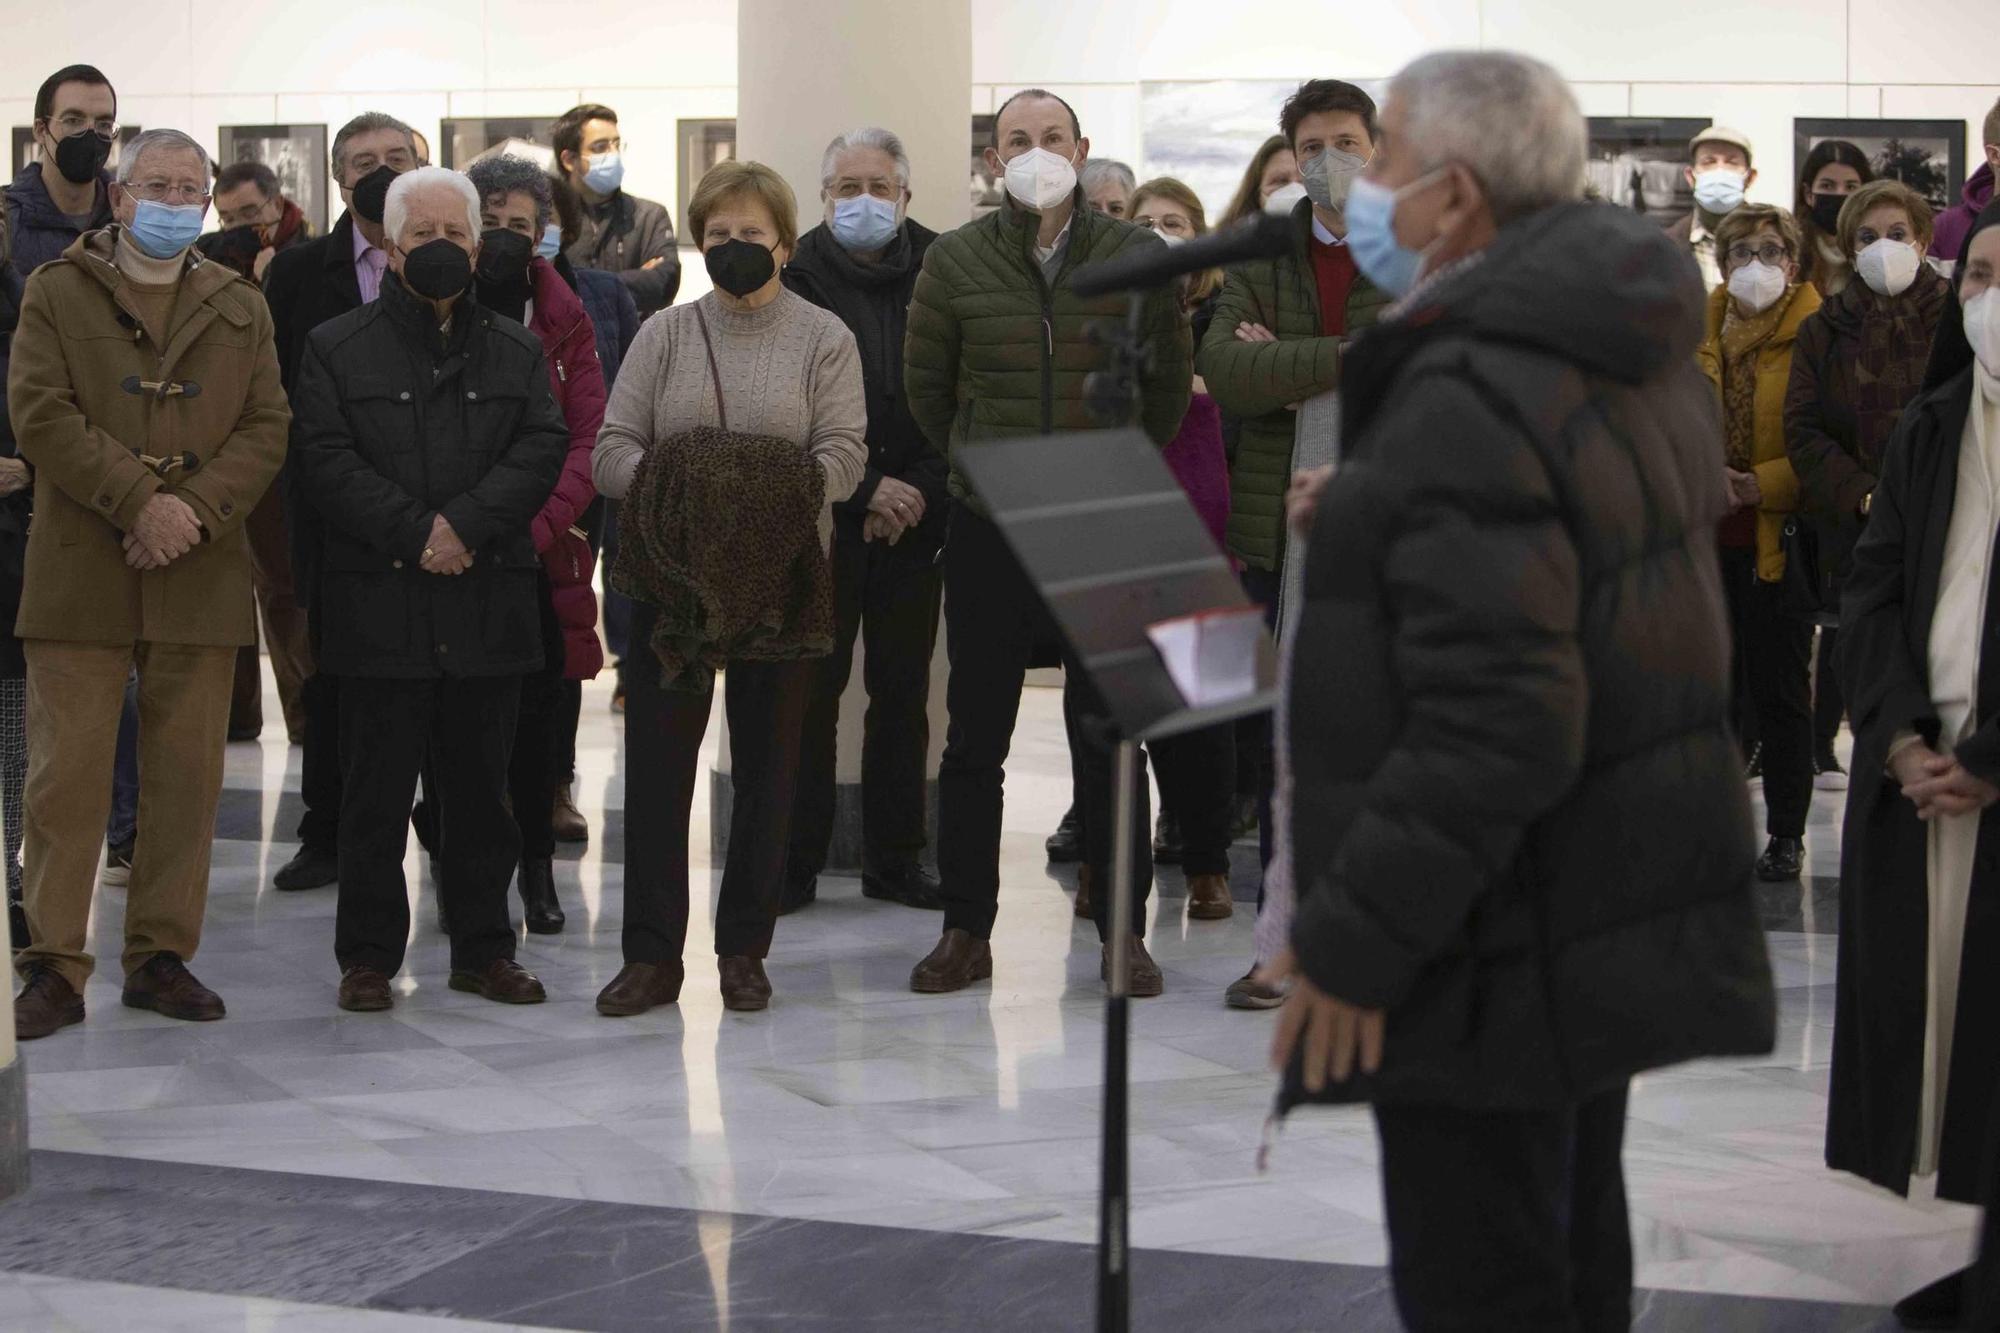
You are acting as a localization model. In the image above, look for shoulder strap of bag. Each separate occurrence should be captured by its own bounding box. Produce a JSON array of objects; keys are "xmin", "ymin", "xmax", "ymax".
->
[{"xmin": 692, "ymin": 302, "xmax": 728, "ymax": 432}]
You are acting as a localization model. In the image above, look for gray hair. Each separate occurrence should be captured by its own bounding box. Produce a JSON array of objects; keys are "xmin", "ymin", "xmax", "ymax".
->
[
  {"xmin": 332, "ymin": 111, "xmax": 416, "ymax": 178},
  {"xmin": 1388, "ymin": 51, "xmax": 1585, "ymax": 224},
  {"xmin": 465, "ymin": 154, "xmax": 554, "ymax": 232},
  {"xmin": 383, "ymin": 166, "xmax": 480, "ymax": 249},
  {"xmin": 1079, "ymin": 158, "xmax": 1136, "ymax": 200},
  {"xmin": 115, "ymin": 128, "xmax": 209, "ymax": 184},
  {"xmin": 819, "ymin": 127, "xmax": 910, "ymax": 193}
]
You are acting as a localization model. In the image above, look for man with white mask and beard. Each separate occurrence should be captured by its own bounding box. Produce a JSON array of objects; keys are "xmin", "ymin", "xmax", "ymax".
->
[{"xmin": 902, "ymin": 88, "xmax": 1191, "ymax": 996}]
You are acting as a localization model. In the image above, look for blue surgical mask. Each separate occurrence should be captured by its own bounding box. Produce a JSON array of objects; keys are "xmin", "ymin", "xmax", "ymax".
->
[
  {"xmin": 1344, "ymin": 171, "xmax": 1444, "ymax": 300},
  {"xmin": 829, "ymin": 194, "xmax": 900, "ymax": 254},
  {"xmin": 536, "ymin": 221, "xmax": 562, "ymax": 260},
  {"xmin": 1692, "ymin": 168, "xmax": 1746, "ymax": 216},
  {"xmin": 583, "ymin": 152, "xmax": 624, "ymax": 195},
  {"xmin": 126, "ymin": 200, "xmax": 206, "ymax": 260}
]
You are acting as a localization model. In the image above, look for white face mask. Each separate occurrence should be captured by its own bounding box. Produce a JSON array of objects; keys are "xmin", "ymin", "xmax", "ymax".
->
[
  {"xmin": 1154, "ymin": 232, "xmax": 1187, "ymax": 248},
  {"xmin": 1856, "ymin": 238, "xmax": 1921, "ymax": 298},
  {"xmin": 1966, "ymin": 288, "xmax": 2000, "ymax": 377},
  {"xmin": 1002, "ymin": 146, "xmax": 1077, "ymax": 212},
  {"xmin": 1727, "ymin": 260, "xmax": 1787, "ymax": 314},
  {"xmin": 1264, "ymin": 181, "xmax": 1308, "ymax": 215}
]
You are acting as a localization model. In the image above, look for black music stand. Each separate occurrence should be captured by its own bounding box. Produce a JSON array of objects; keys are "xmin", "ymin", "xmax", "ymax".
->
[{"xmin": 956, "ymin": 429, "xmax": 1278, "ymax": 1333}]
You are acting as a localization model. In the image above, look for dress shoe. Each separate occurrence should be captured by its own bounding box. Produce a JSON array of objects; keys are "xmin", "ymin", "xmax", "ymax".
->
[
  {"xmin": 13, "ymin": 966, "xmax": 84, "ymax": 1040},
  {"xmin": 862, "ymin": 863, "xmax": 944, "ymax": 910},
  {"xmin": 517, "ymin": 858, "xmax": 566, "ymax": 935},
  {"xmin": 1045, "ymin": 806, "xmax": 1082, "ymax": 864},
  {"xmin": 1153, "ymin": 811, "xmax": 1183, "ymax": 865},
  {"xmin": 1891, "ymin": 1267, "xmax": 1965, "ymax": 1330},
  {"xmin": 449, "ymin": 958, "xmax": 547, "ymax": 1004},
  {"xmin": 273, "ymin": 844, "xmax": 338, "ymax": 892},
  {"xmin": 1074, "ymin": 864, "xmax": 1095, "ymax": 919},
  {"xmin": 121, "ymin": 952, "xmax": 226, "ymax": 1022},
  {"xmin": 1102, "ymin": 936, "xmax": 1164, "ymax": 998},
  {"xmin": 1224, "ymin": 968, "xmax": 1287, "ymax": 1010},
  {"xmin": 1187, "ymin": 872, "xmax": 1234, "ymax": 920},
  {"xmin": 337, "ymin": 965, "xmax": 394, "ymax": 1012},
  {"xmin": 596, "ymin": 961, "xmax": 685, "ymax": 1016},
  {"xmin": 777, "ymin": 876, "xmax": 818, "ymax": 916},
  {"xmin": 719, "ymin": 956, "xmax": 772, "ymax": 1012},
  {"xmin": 1756, "ymin": 835, "xmax": 1805, "ymax": 882},
  {"xmin": 910, "ymin": 928, "xmax": 992, "ymax": 993},
  {"xmin": 551, "ymin": 783, "xmax": 590, "ymax": 843}
]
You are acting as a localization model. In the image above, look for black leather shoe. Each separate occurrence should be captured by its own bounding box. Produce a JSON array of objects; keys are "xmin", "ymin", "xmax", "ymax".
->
[
  {"xmin": 337, "ymin": 965, "xmax": 394, "ymax": 1012},
  {"xmin": 1152, "ymin": 811, "xmax": 1183, "ymax": 865},
  {"xmin": 777, "ymin": 875, "xmax": 817, "ymax": 916},
  {"xmin": 273, "ymin": 844, "xmax": 338, "ymax": 892},
  {"xmin": 1756, "ymin": 836, "xmax": 1805, "ymax": 882},
  {"xmin": 1891, "ymin": 1267, "xmax": 1965, "ymax": 1330},
  {"xmin": 516, "ymin": 858, "xmax": 565, "ymax": 935},
  {"xmin": 449, "ymin": 958, "xmax": 546, "ymax": 1004},
  {"xmin": 862, "ymin": 864, "xmax": 943, "ymax": 910},
  {"xmin": 719, "ymin": 956, "xmax": 772, "ymax": 1012},
  {"xmin": 596, "ymin": 961, "xmax": 684, "ymax": 1016},
  {"xmin": 1045, "ymin": 806, "xmax": 1082, "ymax": 864},
  {"xmin": 910, "ymin": 929, "xmax": 992, "ymax": 993}
]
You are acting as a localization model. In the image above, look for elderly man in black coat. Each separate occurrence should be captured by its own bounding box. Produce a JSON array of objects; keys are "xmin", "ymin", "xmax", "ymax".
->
[
  {"xmin": 291, "ymin": 166, "xmax": 566, "ymax": 1014},
  {"xmin": 1266, "ymin": 52, "xmax": 1776, "ymax": 1333}
]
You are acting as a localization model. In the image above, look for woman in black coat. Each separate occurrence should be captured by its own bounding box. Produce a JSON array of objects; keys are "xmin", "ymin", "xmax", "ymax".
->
[{"xmin": 1827, "ymin": 201, "xmax": 2000, "ymax": 1331}]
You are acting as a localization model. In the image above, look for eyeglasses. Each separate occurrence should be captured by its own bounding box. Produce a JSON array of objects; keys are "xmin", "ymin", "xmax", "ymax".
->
[
  {"xmin": 52, "ymin": 112, "xmax": 117, "ymax": 138},
  {"xmin": 123, "ymin": 181, "xmax": 211, "ymax": 205},
  {"xmin": 1726, "ymin": 242, "xmax": 1791, "ymax": 267}
]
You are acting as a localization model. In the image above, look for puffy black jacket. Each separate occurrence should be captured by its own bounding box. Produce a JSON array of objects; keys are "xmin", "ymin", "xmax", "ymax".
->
[
  {"xmin": 1284, "ymin": 203, "xmax": 1776, "ymax": 1112},
  {"xmin": 3, "ymin": 163, "xmax": 113, "ymax": 280},
  {"xmin": 290, "ymin": 273, "xmax": 567, "ymax": 679}
]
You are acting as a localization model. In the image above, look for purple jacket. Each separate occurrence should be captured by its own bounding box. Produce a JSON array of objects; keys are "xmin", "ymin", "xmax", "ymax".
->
[
  {"xmin": 1161, "ymin": 393, "xmax": 1230, "ymax": 551},
  {"xmin": 1935, "ymin": 163, "xmax": 1995, "ymax": 267}
]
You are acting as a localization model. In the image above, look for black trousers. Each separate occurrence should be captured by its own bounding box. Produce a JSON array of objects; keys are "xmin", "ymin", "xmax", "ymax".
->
[
  {"xmin": 1720, "ymin": 546, "xmax": 1812, "ymax": 837},
  {"xmin": 335, "ymin": 674, "xmax": 520, "ymax": 977},
  {"xmin": 554, "ymin": 679, "xmax": 581, "ymax": 785},
  {"xmin": 1148, "ymin": 722, "xmax": 1235, "ymax": 877},
  {"xmin": 1375, "ymin": 1084, "xmax": 1633, "ymax": 1333},
  {"xmin": 937, "ymin": 506, "xmax": 1150, "ymax": 942},
  {"xmin": 786, "ymin": 515, "xmax": 942, "ymax": 885},
  {"xmin": 1814, "ymin": 627, "xmax": 1844, "ymax": 748},
  {"xmin": 622, "ymin": 600, "xmax": 813, "ymax": 963},
  {"xmin": 297, "ymin": 669, "xmax": 341, "ymax": 852},
  {"xmin": 511, "ymin": 573, "xmax": 567, "ymax": 860}
]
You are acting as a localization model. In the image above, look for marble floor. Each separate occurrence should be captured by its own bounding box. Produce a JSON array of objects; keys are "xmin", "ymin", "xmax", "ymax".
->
[{"xmin": 0, "ymin": 673, "xmax": 1981, "ymax": 1330}]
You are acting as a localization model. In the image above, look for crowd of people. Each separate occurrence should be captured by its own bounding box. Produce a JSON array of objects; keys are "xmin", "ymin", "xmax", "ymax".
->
[{"xmin": 2, "ymin": 48, "xmax": 1998, "ymax": 1332}]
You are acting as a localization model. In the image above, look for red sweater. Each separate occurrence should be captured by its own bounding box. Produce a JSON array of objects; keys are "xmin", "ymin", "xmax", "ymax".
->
[{"xmin": 1311, "ymin": 235, "xmax": 1358, "ymax": 336}]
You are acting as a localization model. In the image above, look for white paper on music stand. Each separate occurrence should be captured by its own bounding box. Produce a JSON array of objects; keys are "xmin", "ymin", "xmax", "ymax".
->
[{"xmin": 1145, "ymin": 606, "xmax": 1263, "ymax": 708}]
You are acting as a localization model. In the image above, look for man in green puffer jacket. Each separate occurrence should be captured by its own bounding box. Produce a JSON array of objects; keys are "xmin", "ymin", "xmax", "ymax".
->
[{"xmin": 903, "ymin": 88, "xmax": 1191, "ymax": 999}]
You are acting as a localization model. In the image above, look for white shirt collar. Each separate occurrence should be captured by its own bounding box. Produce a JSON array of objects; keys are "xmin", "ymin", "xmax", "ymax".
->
[{"xmin": 1311, "ymin": 215, "xmax": 1343, "ymax": 246}]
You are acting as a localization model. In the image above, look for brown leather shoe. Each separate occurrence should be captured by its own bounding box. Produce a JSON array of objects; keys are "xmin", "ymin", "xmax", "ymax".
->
[
  {"xmin": 337, "ymin": 965, "xmax": 394, "ymax": 1012},
  {"xmin": 1187, "ymin": 873, "xmax": 1234, "ymax": 920},
  {"xmin": 1074, "ymin": 865, "xmax": 1094, "ymax": 919},
  {"xmin": 121, "ymin": 952, "xmax": 226, "ymax": 1022},
  {"xmin": 718, "ymin": 956, "xmax": 772, "ymax": 1012},
  {"xmin": 14, "ymin": 966, "xmax": 84, "ymax": 1040},
  {"xmin": 596, "ymin": 961, "xmax": 685, "ymax": 1016},
  {"xmin": 1102, "ymin": 936, "xmax": 1165, "ymax": 998},
  {"xmin": 910, "ymin": 928, "xmax": 993, "ymax": 994},
  {"xmin": 551, "ymin": 784, "xmax": 589, "ymax": 844},
  {"xmin": 449, "ymin": 958, "xmax": 547, "ymax": 1004}
]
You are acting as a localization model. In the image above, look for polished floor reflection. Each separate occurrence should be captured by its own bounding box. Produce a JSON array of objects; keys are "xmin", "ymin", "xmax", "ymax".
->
[{"xmin": 1, "ymin": 676, "xmax": 1978, "ymax": 1329}]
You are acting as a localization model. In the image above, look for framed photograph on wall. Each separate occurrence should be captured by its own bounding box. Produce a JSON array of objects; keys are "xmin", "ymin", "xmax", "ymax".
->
[
  {"xmin": 13, "ymin": 124, "xmax": 142, "ymax": 176},
  {"xmin": 970, "ymin": 115, "xmax": 1001, "ymax": 217},
  {"xmin": 677, "ymin": 119, "xmax": 736, "ymax": 240},
  {"xmin": 218, "ymin": 124, "xmax": 328, "ymax": 235},
  {"xmin": 1587, "ymin": 117, "xmax": 1708, "ymax": 224},
  {"xmin": 440, "ymin": 117, "xmax": 557, "ymax": 170},
  {"xmin": 1793, "ymin": 118, "xmax": 1965, "ymax": 215}
]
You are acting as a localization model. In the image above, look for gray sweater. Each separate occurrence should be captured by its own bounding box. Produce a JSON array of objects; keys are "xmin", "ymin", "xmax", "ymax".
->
[{"xmin": 593, "ymin": 289, "xmax": 867, "ymax": 548}]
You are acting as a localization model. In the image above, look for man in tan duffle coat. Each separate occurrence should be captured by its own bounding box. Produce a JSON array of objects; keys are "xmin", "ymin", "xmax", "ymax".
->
[{"xmin": 5, "ymin": 128, "xmax": 289, "ymax": 1040}]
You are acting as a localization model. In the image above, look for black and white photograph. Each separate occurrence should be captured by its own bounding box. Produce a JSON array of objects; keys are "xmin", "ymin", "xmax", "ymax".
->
[
  {"xmin": 12, "ymin": 124, "xmax": 141, "ymax": 177},
  {"xmin": 439, "ymin": 116, "xmax": 557, "ymax": 170},
  {"xmin": 676, "ymin": 117, "xmax": 736, "ymax": 239},
  {"xmin": 1586, "ymin": 116, "xmax": 1709, "ymax": 223},
  {"xmin": 1794, "ymin": 117, "xmax": 1967, "ymax": 214},
  {"xmin": 217, "ymin": 123, "xmax": 328, "ymax": 234},
  {"xmin": 970, "ymin": 113, "xmax": 1001, "ymax": 216}
]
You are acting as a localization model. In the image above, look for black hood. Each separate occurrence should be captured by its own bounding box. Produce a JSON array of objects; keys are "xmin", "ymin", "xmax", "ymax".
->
[
  {"xmin": 1924, "ymin": 199, "xmax": 2000, "ymax": 392},
  {"xmin": 6, "ymin": 161, "xmax": 111, "ymax": 229},
  {"xmin": 1414, "ymin": 201, "xmax": 1706, "ymax": 386}
]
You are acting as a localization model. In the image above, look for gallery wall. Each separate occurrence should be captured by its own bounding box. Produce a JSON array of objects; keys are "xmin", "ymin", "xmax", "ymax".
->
[{"xmin": 2, "ymin": 0, "xmax": 1994, "ymax": 239}]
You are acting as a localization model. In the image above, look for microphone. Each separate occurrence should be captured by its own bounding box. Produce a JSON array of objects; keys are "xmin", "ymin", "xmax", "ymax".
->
[{"xmin": 1070, "ymin": 211, "xmax": 1296, "ymax": 298}]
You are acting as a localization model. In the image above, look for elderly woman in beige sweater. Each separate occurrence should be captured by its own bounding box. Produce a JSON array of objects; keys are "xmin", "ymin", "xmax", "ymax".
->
[{"xmin": 592, "ymin": 160, "xmax": 866, "ymax": 1017}]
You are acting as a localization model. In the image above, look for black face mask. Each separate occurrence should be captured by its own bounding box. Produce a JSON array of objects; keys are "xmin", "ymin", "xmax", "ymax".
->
[
  {"xmin": 49, "ymin": 129, "xmax": 112, "ymax": 186},
  {"xmin": 351, "ymin": 164, "xmax": 399, "ymax": 224},
  {"xmin": 1808, "ymin": 193, "xmax": 1846, "ymax": 236},
  {"xmin": 475, "ymin": 227, "xmax": 534, "ymax": 285},
  {"xmin": 198, "ymin": 224, "xmax": 263, "ymax": 277},
  {"xmin": 401, "ymin": 238, "xmax": 473, "ymax": 302},
  {"xmin": 704, "ymin": 237, "xmax": 777, "ymax": 297}
]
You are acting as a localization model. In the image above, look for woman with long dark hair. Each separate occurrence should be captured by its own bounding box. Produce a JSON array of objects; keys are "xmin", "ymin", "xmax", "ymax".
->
[
  {"xmin": 1794, "ymin": 139, "xmax": 1873, "ymax": 298},
  {"xmin": 1216, "ymin": 134, "xmax": 1302, "ymax": 229}
]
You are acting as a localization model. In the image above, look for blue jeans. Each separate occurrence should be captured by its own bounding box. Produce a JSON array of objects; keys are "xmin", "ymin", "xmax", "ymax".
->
[{"xmin": 108, "ymin": 672, "xmax": 138, "ymax": 846}]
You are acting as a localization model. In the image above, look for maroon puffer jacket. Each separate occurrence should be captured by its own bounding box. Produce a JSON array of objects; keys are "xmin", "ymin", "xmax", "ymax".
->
[{"xmin": 527, "ymin": 257, "xmax": 606, "ymax": 679}]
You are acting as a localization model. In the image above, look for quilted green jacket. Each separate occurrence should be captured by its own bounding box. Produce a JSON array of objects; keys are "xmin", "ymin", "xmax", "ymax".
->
[
  {"xmin": 904, "ymin": 190, "xmax": 1192, "ymax": 513},
  {"xmin": 1196, "ymin": 199, "xmax": 1390, "ymax": 570}
]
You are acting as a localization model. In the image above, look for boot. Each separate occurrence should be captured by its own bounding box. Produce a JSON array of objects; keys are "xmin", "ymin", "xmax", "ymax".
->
[
  {"xmin": 1045, "ymin": 806, "xmax": 1082, "ymax": 863},
  {"xmin": 551, "ymin": 784, "xmax": 589, "ymax": 843},
  {"xmin": 1756, "ymin": 836, "xmax": 1804, "ymax": 882},
  {"xmin": 1186, "ymin": 873, "xmax": 1233, "ymax": 920},
  {"xmin": 517, "ymin": 858, "xmax": 565, "ymax": 935}
]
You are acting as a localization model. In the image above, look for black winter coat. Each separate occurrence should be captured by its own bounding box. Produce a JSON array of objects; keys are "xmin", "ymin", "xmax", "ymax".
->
[
  {"xmin": 290, "ymin": 274, "xmax": 567, "ymax": 679},
  {"xmin": 1283, "ymin": 203, "xmax": 1776, "ymax": 1112},
  {"xmin": 1828, "ymin": 368, "xmax": 2000, "ymax": 1204},
  {"xmin": 785, "ymin": 219, "xmax": 949, "ymax": 562}
]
